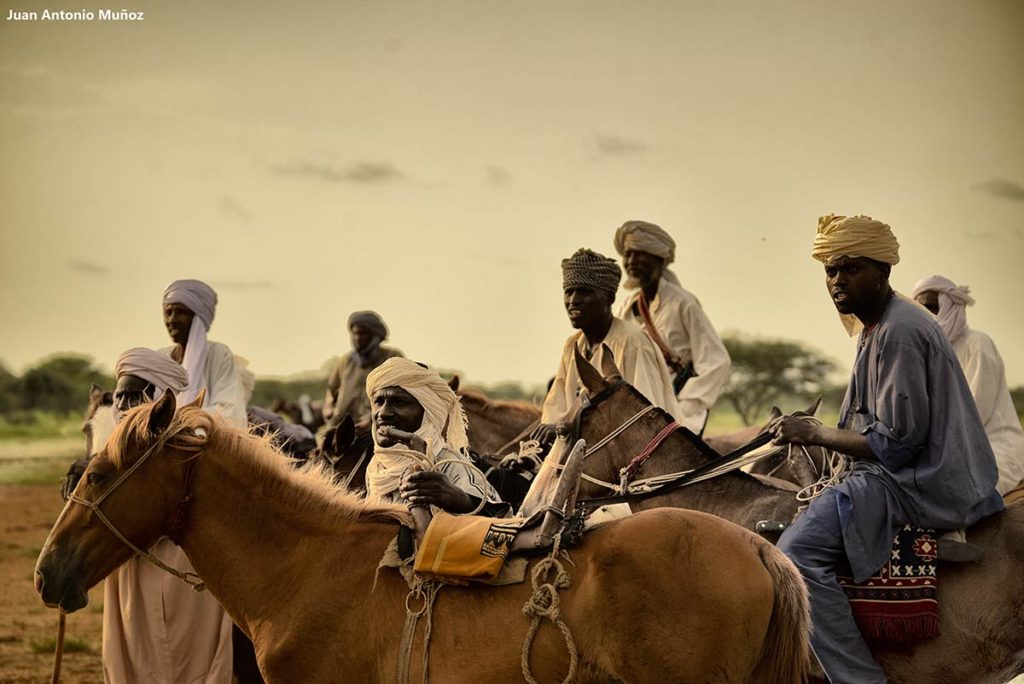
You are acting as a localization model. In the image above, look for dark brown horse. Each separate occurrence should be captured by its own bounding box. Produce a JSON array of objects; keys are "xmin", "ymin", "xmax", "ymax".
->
[
  {"xmin": 568, "ymin": 351, "xmax": 1024, "ymax": 684},
  {"xmin": 450, "ymin": 376, "xmax": 542, "ymax": 457}
]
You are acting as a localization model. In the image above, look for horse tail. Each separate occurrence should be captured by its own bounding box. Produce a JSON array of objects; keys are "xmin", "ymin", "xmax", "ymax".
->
[{"xmin": 751, "ymin": 542, "xmax": 812, "ymax": 683}]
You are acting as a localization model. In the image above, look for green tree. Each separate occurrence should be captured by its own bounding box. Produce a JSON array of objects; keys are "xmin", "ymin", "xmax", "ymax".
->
[
  {"xmin": 1011, "ymin": 386, "xmax": 1024, "ymax": 424},
  {"xmin": 721, "ymin": 335, "xmax": 838, "ymax": 426},
  {"xmin": 14, "ymin": 354, "xmax": 114, "ymax": 415}
]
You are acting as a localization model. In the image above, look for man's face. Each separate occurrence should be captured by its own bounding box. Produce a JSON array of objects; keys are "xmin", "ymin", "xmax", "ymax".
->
[
  {"xmin": 914, "ymin": 290, "xmax": 940, "ymax": 316},
  {"xmin": 564, "ymin": 286, "xmax": 612, "ymax": 330},
  {"xmin": 824, "ymin": 256, "xmax": 889, "ymax": 315},
  {"xmin": 622, "ymin": 249, "xmax": 664, "ymax": 290},
  {"xmin": 163, "ymin": 303, "xmax": 195, "ymax": 345},
  {"xmin": 114, "ymin": 374, "xmax": 156, "ymax": 415},
  {"xmin": 350, "ymin": 323, "xmax": 376, "ymax": 354},
  {"xmin": 371, "ymin": 386, "xmax": 425, "ymax": 447}
]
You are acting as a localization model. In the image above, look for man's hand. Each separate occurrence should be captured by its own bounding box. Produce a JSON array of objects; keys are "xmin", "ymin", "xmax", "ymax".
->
[
  {"xmin": 60, "ymin": 458, "xmax": 90, "ymax": 501},
  {"xmin": 768, "ymin": 416, "xmax": 821, "ymax": 446},
  {"xmin": 399, "ymin": 471, "xmax": 475, "ymax": 513},
  {"xmin": 529, "ymin": 423, "xmax": 558, "ymax": 446},
  {"xmin": 379, "ymin": 426, "xmax": 427, "ymax": 454}
]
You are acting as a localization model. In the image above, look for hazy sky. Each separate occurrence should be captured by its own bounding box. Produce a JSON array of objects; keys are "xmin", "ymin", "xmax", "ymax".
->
[{"xmin": 2, "ymin": 0, "xmax": 1023, "ymax": 390}]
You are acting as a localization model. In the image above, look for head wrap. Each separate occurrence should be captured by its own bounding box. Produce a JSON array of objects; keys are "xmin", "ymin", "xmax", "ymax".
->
[
  {"xmin": 561, "ymin": 248, "xmax": 621, "ymax": 297},
  {"xmin": 363, "ymin": 358, "xmax": 470, "ymax": 500},
  {"xmin": 811, "ymin": 214, "xmax": 900, "ymax": 337},
  {"xmin": 811, "ymin": 214, "xmax": 901, "ymax": 266},
  {"xmin": 162, "ymin": 279, "xmax": 219, "ymax": 405},
  {"xmin": 162, "ymin": 279, "xmax": 217, "ymax": 329},
  {"xmin": 112, "ymin": 347, "xmax": 190, "ymax": 424},
  {"xmin": 613, "ymin": 220, "xmax": 682, "ymax": 287},
  {"xmin": 348, "ymin": 310, "xmax": 388, "ymax": 367},
  {"xmin": 911, "ymin": 275, "xmax": 974, "ymax": 344}
]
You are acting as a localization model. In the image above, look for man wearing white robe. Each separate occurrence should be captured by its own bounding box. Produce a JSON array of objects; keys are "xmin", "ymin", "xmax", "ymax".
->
[
  {"xmin": 101, "ymin": 346, "xmax": 235, "ymax": 684},
  {"xmin": 539, "ymin": 248, "xmax": 680, "ymax": 435},
  {"xmin": 613, "ymin": 220, "xmax": 731, "ymax": 433},
  {"xmin": 912, "ymin": 275, "xmax": 1024, "ymax": 494}
]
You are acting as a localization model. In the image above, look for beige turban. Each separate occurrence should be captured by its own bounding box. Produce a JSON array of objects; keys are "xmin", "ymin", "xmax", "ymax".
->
[
  {"xmin": 115, "ymin": 347, "xmax": 189, "ymax": 394},
  {"xmin": 162, "ymin": 279, "xmax": 219, "ymax": 405},
  {"xmin": 365, "ymin": 357, "xmax": 469, "ymax": 454},
  {"xmin": 561, "ymin": 248, "xmax": 621, "ymax": 296},
  {"xmin": 811, "ymin": 214, "xmax": 900, "ymax": 266},
  {"xmin": 613, "ymin": 220, "xmax": 681, "ymax": 286},
  {"xmin": 911, "ymin": 275, "xmax": 974, "ymax": 344}
]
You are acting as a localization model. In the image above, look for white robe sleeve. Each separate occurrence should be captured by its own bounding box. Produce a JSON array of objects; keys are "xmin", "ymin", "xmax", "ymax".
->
[
  {"xmin": 203, "ymin": 344, "xmax": 248, "ymax": 429},
  {"xmin": 675, "ymin": 297, "xmax": 731, "ymax": 414},
  {"xmin": 540, "ymin": 337, "xmax": 575, "ymax": 425}
]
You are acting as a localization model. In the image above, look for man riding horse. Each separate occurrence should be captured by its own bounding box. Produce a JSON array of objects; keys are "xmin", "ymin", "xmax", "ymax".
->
[
  {"xmin": 364, "ymin": 357, "xmax": 509, "ymax": 517},
  {"xmin": 770, "ymin": 214, "xmax": 1004, "ymax": 683}
]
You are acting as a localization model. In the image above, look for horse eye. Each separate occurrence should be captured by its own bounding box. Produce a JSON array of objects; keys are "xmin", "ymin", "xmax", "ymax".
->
[{"xmin": 87, "ymin": 472, "xmax": 107, "ymax": 486}]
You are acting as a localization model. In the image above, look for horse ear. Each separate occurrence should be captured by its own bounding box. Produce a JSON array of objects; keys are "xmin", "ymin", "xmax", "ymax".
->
[
  {"xmin": 447, "ymin": 375, "xmax": 460, "ymax": 392},
  {"xmin": 769, "ymin": 406, "xmax": 782, "ymax": 420},
  {"xmin": 185, "ymin": 388, "xmax": 206, "ymax": 409},
  {"xmin": 598, "ymin": 345, "xmax": 621, "ymax": 380},
  {"xmin": 574, "ymin": 347, "xmax": 607, "ymax": 395},
  {"xmin": 321, "ymin": 424, "xmax": 340, "ymax": 457},
  {"xmin": 89, "ymin": 383, "xmax": 104, "ymax": 404},
  {"xmin": 806, "ymin": 396, "xmax": 822, "ymax": 417},
  {"xmin": 148, "ymin": 389, "xmax": 177, "ymax": 435},
  {"xmin": 338, "ymin": 416, "xmax": 356, "ymax": 452}
]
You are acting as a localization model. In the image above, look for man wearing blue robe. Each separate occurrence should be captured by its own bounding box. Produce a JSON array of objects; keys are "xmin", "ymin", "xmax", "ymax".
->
[{"xmin": 770, "ymin": 214, "xmax": 1004, "ymax": 683}]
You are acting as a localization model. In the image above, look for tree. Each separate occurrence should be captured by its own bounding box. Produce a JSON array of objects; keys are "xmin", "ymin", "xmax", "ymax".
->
[
  {"xmin": 1011, "ymin": 386, "xmax": 1024, "ymax": 424},
  {"xmin": 720, "ymin": 335, "xmax": 838, "ymax": 426},
  {"xmin": 13, "ymin": 354, "xmax": 114, "ymax": 415}
]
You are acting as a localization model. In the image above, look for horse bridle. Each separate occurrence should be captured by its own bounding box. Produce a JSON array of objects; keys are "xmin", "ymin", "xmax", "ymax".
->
[{"xmin": 66, "ymin": 430, "xmax": 206, "ymax": 590}]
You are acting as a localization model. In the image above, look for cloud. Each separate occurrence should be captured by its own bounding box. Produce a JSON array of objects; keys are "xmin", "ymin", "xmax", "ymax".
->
[
  {"xmin": 66, "ymin": 259, "xmax": 109, "ymax": 275},
  {"xmin": 218, "ymin": 196, "xmax": 251, "ymax": 222},
  {"xmin": 593, "ymin": 134, "xmax": 649, "ymax": 157},
  {"xmin": 210, "ymin": 279, "xmax": 273, "ymax": 290},
  {"xmin": 271, "ymin": 160, "xmax": 403, "ymax": 184},
  {"xmin": 976, "ymin": 178, "xmax": 1024, "ymax": 202},
  {"xmin": 485, "ymin": 165, "xmax": 511, "ymax": 186}
]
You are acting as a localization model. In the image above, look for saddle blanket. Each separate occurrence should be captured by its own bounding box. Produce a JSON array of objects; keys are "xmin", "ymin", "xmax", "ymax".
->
[{"xmin": 837, "ymin": 524, "xmax": 940, "ymax": 643}]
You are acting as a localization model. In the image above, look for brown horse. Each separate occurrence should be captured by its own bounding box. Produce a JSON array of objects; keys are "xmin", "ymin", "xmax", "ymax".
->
[
  {"xmin": 569, "ymin": 352, "xmax": 1024, "ymax": 684},
  {"xmin": 452, "ymin": 377, "xmax": 542, "ymax": 457},
  {"xmin": 36, "ymin": 391, "xmax": 811, "ymax": 683}
]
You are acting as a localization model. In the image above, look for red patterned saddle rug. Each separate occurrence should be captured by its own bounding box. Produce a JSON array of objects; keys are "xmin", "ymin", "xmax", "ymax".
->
[{"xmin": 837, "ymin": 524, "xmax": 940, "ymax": 643}]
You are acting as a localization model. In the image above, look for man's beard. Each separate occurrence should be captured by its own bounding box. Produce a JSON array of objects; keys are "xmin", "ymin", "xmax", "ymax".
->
[{"xmin": 623, "ymin": 275, "xmax": 642, "ymax": 289}]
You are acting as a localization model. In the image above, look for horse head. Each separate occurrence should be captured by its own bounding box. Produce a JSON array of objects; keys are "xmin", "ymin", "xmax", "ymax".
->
[
  {"xmin": 82, "ymin": 383, "xmax": 115, "ymax": 457},
  {"xmin": 36, "ymin": 390, "xmax": 208, "ymax": 612}
]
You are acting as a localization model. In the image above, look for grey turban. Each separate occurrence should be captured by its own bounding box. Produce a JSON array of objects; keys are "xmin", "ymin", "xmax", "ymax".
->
[
  {"xmin": 114, "ymin": 347, "xmax": 189, "ymax": 394},
  {"xmin": 163, "ymin": 279, "xmax": 218, "ymax": 329},
  {"xmin": 348, "ymin": 310, "xmax": 388, "ymax": 340},
  {"xmin": 561, "ymin": 248, "xmax": 622, "ymax": 296}
]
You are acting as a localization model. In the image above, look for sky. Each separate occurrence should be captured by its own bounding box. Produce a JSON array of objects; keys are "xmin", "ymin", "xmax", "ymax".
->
[{"xmin": 2, "ymin": 0, "xmax": 1023, "ymax": 389}]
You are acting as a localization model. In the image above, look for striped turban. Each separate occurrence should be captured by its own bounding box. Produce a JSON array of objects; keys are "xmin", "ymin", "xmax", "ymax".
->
[
  {"xmin": 613, "ymin": 220, "xmax": 681, "ymax": 286},
  {"xmin": 348, "ymin": 310, "xmax": 388, "ymax": 340},
  {"xmin": 911, "ymin": 274, "xmax": 974, "ymax": 344},
  {"xmin": 365, "ymin": 357, "xmax": 469, "ymax": 454},
  {"xmin": 163, "ymin": 279, "xmax": 217, "ymax": 329},
  {"xmin": 811, "ymin": 214, "xmax": 901, "ymax": 266},
  {"xmin": 561, "ymin": 248, "xmax": 621, "ymax": 297}
]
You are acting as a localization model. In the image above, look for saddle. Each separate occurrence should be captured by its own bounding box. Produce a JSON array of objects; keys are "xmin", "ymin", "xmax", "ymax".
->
[{"xmin": 408, "ymin": 438, "xmax": 592, "ymax": 584}]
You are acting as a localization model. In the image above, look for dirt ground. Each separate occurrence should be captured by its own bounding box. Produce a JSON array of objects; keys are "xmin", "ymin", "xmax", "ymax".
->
[{"xmin": 0, "ymin": 484, "xmax": 104, "ymax": 683}]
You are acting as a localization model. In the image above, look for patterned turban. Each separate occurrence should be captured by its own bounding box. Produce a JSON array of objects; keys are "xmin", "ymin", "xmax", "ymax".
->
[
  {"xmin": 561, "ymin": 248, "xmax": 621, "ymax": 296},
  {"xmin": 365, "ymin": 357, "xmax": 469, "ymax": 454},
  {"xmin": 115, "ymin": 347, "xmax": 190, "ymax": 395},
  {"xmin": 162, "ymin": 279, "xmax": 218, "ymax": 329},
  {"xmin": 911, "ymin": 274, "xmax": 974, "ymax": 344},
  {"xmin": 811, "ymin": 214, "xmax": 901, "ymax": 266},
  {"xmin": 348, "ymin": 310, "xmax": 388, "ymax": 340}
]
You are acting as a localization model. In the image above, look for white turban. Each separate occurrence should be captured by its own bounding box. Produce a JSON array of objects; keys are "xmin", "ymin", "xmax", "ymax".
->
[
  {"xmin": 162, "ymin": 279, "xmax": 218, "ymax": 405},
  {"xmin": 911, "ymin": 274, "xmax": 974, "ymax": 344},
  {"xmin": 613, "ymin": 220, "xmax": 682, "ymax": 287},
  {"xmin": 113, "ymin": 347, "xmax": 190, "ymax": 423},
  {"xmin": 811, "ymin": 214, "xmax": 901, "ymax": 266},
  {"xmin": 364, "ymin": 358, "xmax": 471, "ymax": 501}
]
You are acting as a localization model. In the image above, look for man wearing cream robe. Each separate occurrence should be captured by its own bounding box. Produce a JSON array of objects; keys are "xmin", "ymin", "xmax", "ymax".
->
[
  {"xmin": 101, "ymin": 346, "xmax": 236, "ymax": 684},
  {"xmin": 912, "ymin": 275, "xmax": 1024, "ymax": 494}
]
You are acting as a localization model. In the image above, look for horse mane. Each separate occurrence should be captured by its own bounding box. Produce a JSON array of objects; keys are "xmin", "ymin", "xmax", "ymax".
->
[
  {"xmin": 111, "ymin": 403, "xmax": 412, "ymax": 526},
  {"xmin": 458, "ymin": 387, "xmax": 541, "ymax": 419}
]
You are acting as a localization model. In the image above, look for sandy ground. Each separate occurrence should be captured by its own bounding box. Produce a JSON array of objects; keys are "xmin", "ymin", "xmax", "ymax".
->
[{"xmin": 0, "ymin": 483, "xmax": 104, "ymax": 683}]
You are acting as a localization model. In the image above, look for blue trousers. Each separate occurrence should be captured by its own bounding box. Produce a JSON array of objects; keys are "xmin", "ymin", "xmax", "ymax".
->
[{"xmin": 778, "ymin": 489, "xmax": 889, "ymax": 684}]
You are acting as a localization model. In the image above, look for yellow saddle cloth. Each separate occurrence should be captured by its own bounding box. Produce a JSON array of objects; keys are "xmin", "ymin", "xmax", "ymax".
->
[{"xmin": 413, "ymin": 512, "xmax": 523, "ymax": 583}]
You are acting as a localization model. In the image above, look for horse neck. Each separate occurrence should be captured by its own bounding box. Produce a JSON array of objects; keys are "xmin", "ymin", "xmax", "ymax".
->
[
  {"xmin": 179, "ymin": 429, "xmax": 399, "ymax": 631},
  {"xmin": 582, "ymin": 390, "xmax": 709, "ymax": 488}
]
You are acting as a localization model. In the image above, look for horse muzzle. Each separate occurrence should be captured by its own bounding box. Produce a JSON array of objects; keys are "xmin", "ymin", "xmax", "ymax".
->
[{"xmin": 34, "ymin": 547, "xmax": 90, "ymax": 613}]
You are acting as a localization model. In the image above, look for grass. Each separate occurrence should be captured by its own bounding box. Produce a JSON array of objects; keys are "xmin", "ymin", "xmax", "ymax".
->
[
  {"xmin": 0, "ymin": 436, "xmax": 81, "ymax": 486},
  {"xmin": 0, "ymin": 413, "xmax": 82, "ymax": 440},
  {"xmin": 29, "ymin": 635, "xmax": 92, "ymax": 654}
]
